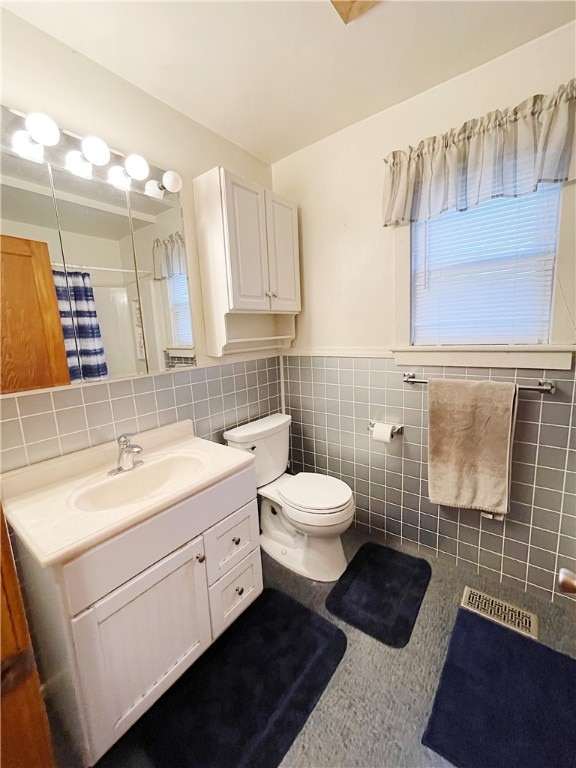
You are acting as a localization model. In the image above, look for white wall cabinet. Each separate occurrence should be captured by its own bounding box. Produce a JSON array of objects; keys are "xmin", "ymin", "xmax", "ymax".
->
[
  {"xmin": 15, "ymin": 466, "xmax": 262, "ymax": 767},
  {"xmin": 194, "ymin": 166, "xmax": 300, "ymax": 356}
]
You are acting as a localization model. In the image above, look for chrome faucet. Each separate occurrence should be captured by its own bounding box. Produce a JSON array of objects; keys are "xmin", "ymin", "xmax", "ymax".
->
[{"xmin": 108, "ymin": 434, "xmax": 143, "ymax": 476}]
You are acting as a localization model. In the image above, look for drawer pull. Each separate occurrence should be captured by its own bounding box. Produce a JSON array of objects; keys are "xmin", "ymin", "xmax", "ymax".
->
[
  {"xmin": 236, "ymin": 586, "xmax": 244, "ymax": 596},
  {"xmin": 232, "ymin": 537, "xmax": 241, "ymax": 546},
  {"xmin": 196, "ymin": 554, "xmax": 206, "ymax": 563}
]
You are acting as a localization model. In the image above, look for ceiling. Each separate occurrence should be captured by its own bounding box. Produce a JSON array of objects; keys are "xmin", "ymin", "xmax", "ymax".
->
[{"xmin": 5, "ymin": 1, "xmax": 576, "ymax": 163}]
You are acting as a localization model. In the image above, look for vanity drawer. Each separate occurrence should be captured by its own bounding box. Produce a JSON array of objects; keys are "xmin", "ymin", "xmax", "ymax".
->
[
  {"xmin": 203, "ymin": 500, "xmax": 259, "ymax": 585},
  {"xmin": 61, "ymin": 466, "xmax": 256, "ymax": 616},
  {"xmin": 208, "ymin": 548, "xmax": 263, "ymax": 639}
]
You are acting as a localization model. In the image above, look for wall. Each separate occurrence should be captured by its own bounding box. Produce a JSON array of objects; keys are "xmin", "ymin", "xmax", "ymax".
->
[
  {"xmin": 1, "ymin": 11, "xmax": 272, "ymax": 363},
  {"xmin": 272, "ymin": 22, "xmax": 576, "ymax": 355},
  {"xmin": 285, "ymin": 356, "xmax": 576, "ymax": 609}
]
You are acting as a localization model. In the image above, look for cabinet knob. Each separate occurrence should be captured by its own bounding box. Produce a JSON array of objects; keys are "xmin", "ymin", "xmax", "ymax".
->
[
  {"xmin": 196, "ymin": 553, "xmax": 206, "ymax": 563},
  {"xmin": 232, "ymin": 537, "xmax": 241, "ymax": 546},
  {"xmin": 236, "ymin": 586, "xmax": 244, "ymax": 596}
]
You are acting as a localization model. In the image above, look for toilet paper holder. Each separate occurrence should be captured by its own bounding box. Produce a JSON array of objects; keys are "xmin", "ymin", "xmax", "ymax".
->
[{"xmin": 367, "ymin": 421, "xmax": 404, "ymax": 437}]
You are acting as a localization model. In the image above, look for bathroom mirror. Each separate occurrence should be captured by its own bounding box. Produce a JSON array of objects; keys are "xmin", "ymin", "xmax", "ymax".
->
[
  {"xmin": 0, "ymin": 105, "xmax": 195, "ymax": 394},
  {"xmin": 129, "ymin": 189, "xmax": 194, "ymax": 373}
]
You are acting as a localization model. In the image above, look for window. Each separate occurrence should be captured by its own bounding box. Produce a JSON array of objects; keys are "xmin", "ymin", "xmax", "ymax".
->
[
  {"xmin": 167, "ymin": 274, "xmax": 193, "ymax": 347},
  {"xmin": 410, "ymin": 184, "xmax": 562, "ymax": 346}
]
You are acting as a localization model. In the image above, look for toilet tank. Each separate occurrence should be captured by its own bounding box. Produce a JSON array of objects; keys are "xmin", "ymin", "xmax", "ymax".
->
[{"xmin": 223, "ymin": 413, "xmax": 291, "ymax": 488}]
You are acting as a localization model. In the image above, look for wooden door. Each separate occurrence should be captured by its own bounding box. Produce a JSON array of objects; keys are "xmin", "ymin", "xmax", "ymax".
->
[
  {"xmin": 265, "ymin": 191, "xmax": 301, "ymax": 312},
  {"xmin": 222, "ymin": 170, "xmax": 270, "ymax": 311},
  {"xmin": 1, "ymin": 510, "xmax": 55, "ymax": 768},
  {"xmin": 1, "ymin": 234, "xmax": 70, "ymax": 393}
]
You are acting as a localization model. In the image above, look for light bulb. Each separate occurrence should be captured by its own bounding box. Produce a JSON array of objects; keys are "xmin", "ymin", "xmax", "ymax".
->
[
  {"xmin": 161, "ymin": 170, "xmax": 183, "ymax": 193},
  {"xmin": 144, "ymin": 179, "xmax": 164, "ymax": 199},
  {"xmin": 12, "ymin": 130, "xmax": 44, "ymax": 162},
  {"xmin": 25, "ymin": 112, "xmax": 60, "ymax": 146},
  {"xmin": 66, "ymin": 150, "xmax": 92, "ymax": 179},
  {"xmin": 125, "ymin": 154, "xmax": 149, "ymax": 181},
  {"xmin": 107, "ymin": 165, "xmax": 131, "ymax": 191},
  {"xmin": 81, "ymin": 136, "xmax": 110, "ymax": 166}
]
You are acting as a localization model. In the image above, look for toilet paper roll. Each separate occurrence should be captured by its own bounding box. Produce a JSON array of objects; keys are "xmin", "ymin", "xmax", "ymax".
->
[{"xmin": 371, "ymin": 423, "xmax": 399, "ymax": 443}]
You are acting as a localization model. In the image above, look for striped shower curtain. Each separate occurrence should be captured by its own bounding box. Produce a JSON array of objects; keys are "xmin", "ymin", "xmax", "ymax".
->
[{"xmin": 53, "ymin": 270, "xmax": 108, "ymax": 382}]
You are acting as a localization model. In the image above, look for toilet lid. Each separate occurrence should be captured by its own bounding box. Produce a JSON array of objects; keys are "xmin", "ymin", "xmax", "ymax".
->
[{"xmin": 279, "ymin": 473, "xmax": 352, "ymax": 513}]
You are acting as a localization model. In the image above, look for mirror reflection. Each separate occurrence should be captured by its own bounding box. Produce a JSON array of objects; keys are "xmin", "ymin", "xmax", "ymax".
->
[
  {"xmin": 129, "ymin": 189, "xmax": 194, "ymax": 373},
  {"xmin": 0, "ymin": 105, "xmax": 195, "ymax": 395},
  {"xmin": 0, "ymin": 152, "xmax": 73, "ymax": 393}
]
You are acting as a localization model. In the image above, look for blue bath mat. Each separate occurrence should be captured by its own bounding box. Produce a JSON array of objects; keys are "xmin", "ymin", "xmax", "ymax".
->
[
  {"xmin": 325, "ymin": 542, "xmax": 431, "ymax": 648},
  {"xmin": 422, "ymin": 608, "xmax": 576, "ymax": 768},
  {"xmin": 134, "ymin": 588, "xmax": 346, "ymax": 768}
]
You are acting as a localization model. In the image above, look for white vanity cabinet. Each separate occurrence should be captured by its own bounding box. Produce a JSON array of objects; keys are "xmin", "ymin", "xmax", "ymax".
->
[
  {"xmin": 14, "ymin": 465, "xmax": 263, "ymax": 767},
  {"xmin": 194, "ymin": 166, "xmax": 300, "ymax": 356},
  {"xmin": 69, "ymin": 536, "xmax": 212, "ymax": 762}
]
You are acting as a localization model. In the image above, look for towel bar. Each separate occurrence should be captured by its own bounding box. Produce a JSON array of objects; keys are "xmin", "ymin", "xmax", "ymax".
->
[{"xmin": 402, "ymin": 372, "xmax": 556, "ymax": 394}]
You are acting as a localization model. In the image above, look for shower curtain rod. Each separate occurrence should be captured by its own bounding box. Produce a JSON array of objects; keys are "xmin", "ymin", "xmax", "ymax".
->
[
  {"xmin": 402, "ymin": 372, "xmax": 556, "ymax": 394},
  {"xmin": 51, "ymin": 262, "xmax": 151, "ymax": 276}
]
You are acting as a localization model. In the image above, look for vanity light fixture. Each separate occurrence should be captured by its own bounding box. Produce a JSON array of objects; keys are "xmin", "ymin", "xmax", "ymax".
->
[
  {"xmin": 65, "ymin": 150, "xmax": 93, "ymax": 179},
  {"xmin": 81, "ymin": 136, "xmax": 110, "ymax": 166},
  {"xmin": 161, "ymin": 170, "xmax": 183, "ymax": 193},
  {"xmin": 124, "ymin": 154, "xmax": 149, "ymax": 181},
  {"xmin": 12, "ymin": 129, "xmax": 44, "ymax": 162},
  {"xmin": 107, "ymin": 165, "xmax": 131, "ymax": 191},
  {"xmin": 144, "ymin": 170, "xmax": 183, "ymax": 199},
  {"xmin": 66, "ymin": 136, "xmax": 110, "ymax": 180},
  {"xmin": 144, "ymin": 179, "xmax": 165, "ymax": 199},
  {"xmin": 11, "ymin": 111, "xmax": 60, "ymax": 162},
  {"xmin": 10, "ymin": 107, "xmax": 181, "ymax": 195},
  {"xmin": 25, "ymin": 112, "xmax": 61, "ymax": 146}
]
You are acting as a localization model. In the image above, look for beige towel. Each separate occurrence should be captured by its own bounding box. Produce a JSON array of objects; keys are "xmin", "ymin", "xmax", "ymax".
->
[{"xmin": 428, "ymin": 379, "xmax": 518, "ymax": 515}]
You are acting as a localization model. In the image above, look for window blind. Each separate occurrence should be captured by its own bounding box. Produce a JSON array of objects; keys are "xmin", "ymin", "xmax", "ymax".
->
[
  {"xmin": 410, "ymin": 184, "xmax": 561, "ymax": 345},
  {"xmin": 167, "ymin": 274, "xmax": 193, "ymax": 346}
]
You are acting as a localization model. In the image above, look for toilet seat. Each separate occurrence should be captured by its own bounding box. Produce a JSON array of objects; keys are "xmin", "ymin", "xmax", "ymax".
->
[
  {"xmin": 279, "ymin": 472, "xmax": 352, "ymax": 513},
  {"xmin": 277, "ymin": 473, "xmax": 355, "ymax": 527}
]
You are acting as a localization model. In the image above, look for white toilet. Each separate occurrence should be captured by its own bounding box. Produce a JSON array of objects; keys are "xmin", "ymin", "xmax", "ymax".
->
[{"xmin": 224, "ymin": 413, "xmax": 355, "ymax": 582}]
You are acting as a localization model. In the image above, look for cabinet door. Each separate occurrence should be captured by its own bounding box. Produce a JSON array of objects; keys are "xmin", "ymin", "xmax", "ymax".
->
[
  {"xmin": 70, "ymin": 536, "xmax": 211, "ymax": 764},
  {"xmin": 265, "ymin": 191, "xmax": 301, "ymax": 312},
  {"xmin": 222, "ymin": 170, "xmax": 270, "ymax": 311}
]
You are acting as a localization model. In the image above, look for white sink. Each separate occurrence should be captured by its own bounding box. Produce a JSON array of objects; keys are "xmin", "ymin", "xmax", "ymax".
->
[
  {"xmin": 71, "ymin": 452, "xmax": 211, "ymax": 512},
  {"xmin": 0, "ymin": 421, "xmax": 255, "ymax": 566}
]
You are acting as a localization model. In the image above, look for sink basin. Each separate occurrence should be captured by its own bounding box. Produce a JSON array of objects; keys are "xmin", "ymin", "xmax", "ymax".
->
[
  {"xmin": 71, "ymin": 452, "xmax": 210, "ymax": 512},
  {"xmin": 1, "ymin": 421, "xmax": 256, "ymax": 567}
]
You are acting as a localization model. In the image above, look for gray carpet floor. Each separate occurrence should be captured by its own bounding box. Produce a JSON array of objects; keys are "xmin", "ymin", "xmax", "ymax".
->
[
  {"xmin": 267, "ymin": 525, "xmax": 576, "ymax": 768},
  {"xmin": 52, "ymin": 525, "xmax": 576, "ymax": 768}
]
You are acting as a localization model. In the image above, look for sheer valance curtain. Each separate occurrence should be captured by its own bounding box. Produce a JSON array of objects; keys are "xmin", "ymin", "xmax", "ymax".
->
[
  {"xmin": 152, "ymin": 232, "xmax": 187, "ymax": 280},
  {"xmin": 382, "ymin": 78, "xmax": 576, "ymax": 226}
]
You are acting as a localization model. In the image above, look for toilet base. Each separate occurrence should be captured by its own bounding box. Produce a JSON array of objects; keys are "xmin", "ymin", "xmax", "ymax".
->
[{"xmin": 260, "ymin": 518, "xmax": 348, "ymax": 582}]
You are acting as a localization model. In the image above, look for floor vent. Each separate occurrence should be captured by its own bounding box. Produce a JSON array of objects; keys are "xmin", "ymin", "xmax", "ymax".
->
[{"xmin": 461, "ymin": 586, "xmax": 538, "ymax": 639}]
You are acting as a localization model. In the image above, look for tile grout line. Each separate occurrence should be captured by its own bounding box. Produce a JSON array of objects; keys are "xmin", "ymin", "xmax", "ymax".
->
[
  {"xmin": 524, "ymin": 370, "xmax": 544, "ymax": 594},
  {"xmin": 551, "ymin": 373, "xmax": 575, "ymax": 604}
]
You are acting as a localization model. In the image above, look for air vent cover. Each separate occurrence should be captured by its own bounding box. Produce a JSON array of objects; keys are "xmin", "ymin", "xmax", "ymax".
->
[{"xmin": 461, "ymin": 586, "xmax": 538, "ymax": 639}]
